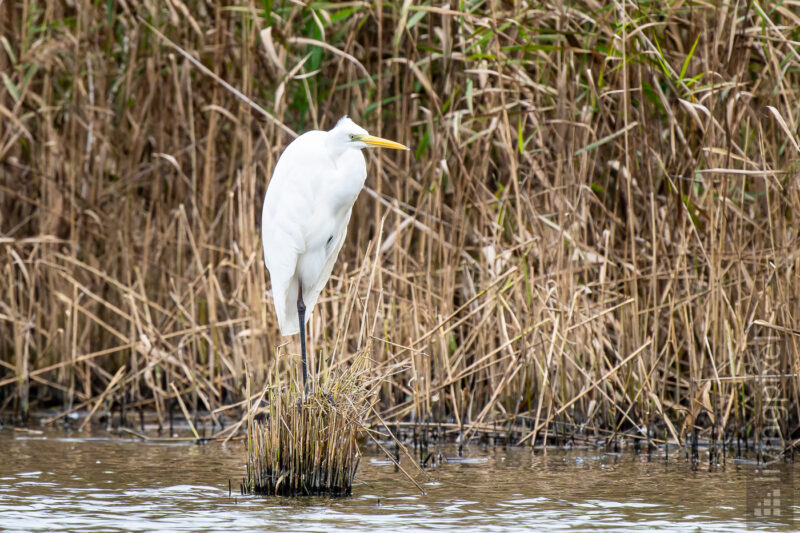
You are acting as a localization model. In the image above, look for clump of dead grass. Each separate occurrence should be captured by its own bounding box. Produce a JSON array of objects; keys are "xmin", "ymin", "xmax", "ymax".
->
[{"xmin": 244, "ymin": 354, "xmax": 374, "ymax": 496}]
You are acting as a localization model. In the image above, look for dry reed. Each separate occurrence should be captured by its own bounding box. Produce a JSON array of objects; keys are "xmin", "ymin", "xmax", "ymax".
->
[
  {"xmin": 1, "ymin": 1, "xmax": 799, "ymax": 454},
  {"xmin": 244, "ymin": 354, "xmax": 373, "ymax": 496}
]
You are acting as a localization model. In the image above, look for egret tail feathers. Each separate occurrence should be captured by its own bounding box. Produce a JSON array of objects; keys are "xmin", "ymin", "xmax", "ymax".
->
[{"xmin": 272, "ymin": 276, "xmax": 317, "ymax": 336}]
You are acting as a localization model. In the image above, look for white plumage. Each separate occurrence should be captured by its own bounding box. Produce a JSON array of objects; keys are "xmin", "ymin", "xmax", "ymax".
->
[{"xmin": 261, "ymin": 117, "xmax": 408, "ymax": 341}]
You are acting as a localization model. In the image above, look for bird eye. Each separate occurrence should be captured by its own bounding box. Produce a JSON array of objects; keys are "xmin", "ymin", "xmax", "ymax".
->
[{"xmin": 349, "ymin": 134, "xmax": 356, "ymax": 140}]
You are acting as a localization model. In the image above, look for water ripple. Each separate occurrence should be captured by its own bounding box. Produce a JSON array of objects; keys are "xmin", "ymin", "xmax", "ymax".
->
[{"xmin": 0, "ymin": 429, "xmax": 797, "ymax": 532}]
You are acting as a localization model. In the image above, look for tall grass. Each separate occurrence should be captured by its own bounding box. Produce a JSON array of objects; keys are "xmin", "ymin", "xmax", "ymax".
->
[{"xmin": 1, "ymin": 1, "xmax": 799, "ymax": 451}]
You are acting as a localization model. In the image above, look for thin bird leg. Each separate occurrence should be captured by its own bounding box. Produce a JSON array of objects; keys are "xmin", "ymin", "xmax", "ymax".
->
[{"xmin": 297, "ymin": 280, "xmax": 308, "ymax": 395}]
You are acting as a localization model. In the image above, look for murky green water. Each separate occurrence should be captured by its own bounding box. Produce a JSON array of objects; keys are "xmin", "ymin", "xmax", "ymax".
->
[{"xmin": 0, "ymin": 427, "xmax": 796, "ymax": 531}]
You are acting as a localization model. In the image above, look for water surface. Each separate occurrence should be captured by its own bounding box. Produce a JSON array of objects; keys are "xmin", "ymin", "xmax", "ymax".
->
[{"xmin": 0, "ymin": 428, "xmax": 796, "ymax": 531}]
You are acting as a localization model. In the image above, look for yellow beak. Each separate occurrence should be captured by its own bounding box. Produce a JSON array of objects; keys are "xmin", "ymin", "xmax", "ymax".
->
[{"xmin": 357, "ymin": 135, "xmax": 410, "ymax": 151}]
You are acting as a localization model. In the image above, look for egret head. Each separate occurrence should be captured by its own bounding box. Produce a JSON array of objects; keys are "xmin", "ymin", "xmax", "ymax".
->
[{"xmin": 330, "ymin": 116, "xmax": 409, "ymax": 152}]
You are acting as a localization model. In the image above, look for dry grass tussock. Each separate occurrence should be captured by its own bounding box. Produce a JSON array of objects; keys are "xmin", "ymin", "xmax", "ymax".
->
[
  {"xmin": 244, "ymin": 352, "xmax": 374, "ymax": 496},
  {"xmin": 1, "ymin": 1, "xmax": 800, "ymax": 452}
]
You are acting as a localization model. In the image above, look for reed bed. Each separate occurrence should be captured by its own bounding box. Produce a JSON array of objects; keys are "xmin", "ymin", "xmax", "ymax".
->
[{"xmin": 1, "ymin": 1, "xmax": 799, "ymax": 454}]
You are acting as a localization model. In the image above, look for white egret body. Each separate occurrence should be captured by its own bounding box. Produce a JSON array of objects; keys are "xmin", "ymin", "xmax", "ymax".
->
[{"xmin": 261, "ymin": 116, "xmax": 408, "ymax": 389}]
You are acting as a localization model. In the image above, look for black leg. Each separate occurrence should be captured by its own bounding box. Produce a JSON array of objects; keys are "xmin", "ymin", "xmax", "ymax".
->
[{"xmin": 297, "ymin": 280, "xmax": 308, "ymax": 395}]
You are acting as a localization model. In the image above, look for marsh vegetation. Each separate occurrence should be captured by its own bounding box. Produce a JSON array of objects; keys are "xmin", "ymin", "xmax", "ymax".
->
[{"xmin": 1, "ymin": 1, "xmax": 799, "ymax": 456}]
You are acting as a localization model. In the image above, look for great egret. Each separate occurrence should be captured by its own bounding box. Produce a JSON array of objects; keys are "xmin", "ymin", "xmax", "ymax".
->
[{"xmin": 261, "ymin": 116, "xmax": 409, "ymax": 391}]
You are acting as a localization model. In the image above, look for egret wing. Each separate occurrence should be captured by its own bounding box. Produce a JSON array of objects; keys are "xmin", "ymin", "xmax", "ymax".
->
[
  {"xmin": 300, "ymin": 216, "xmax": 350, "ymax": 328},
  {"xmin": 261, "ymin": 148, "xmax": 315, "ymax": 336},
  {"xmin": 262, "ymin": 223, "xmax": 303, "ymax": 335}
]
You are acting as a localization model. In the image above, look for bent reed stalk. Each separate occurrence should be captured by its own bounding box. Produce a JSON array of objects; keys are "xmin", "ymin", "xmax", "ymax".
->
[{"xmin": 1, "ymin": 1, "xmax": 799, "ymax": 453}]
